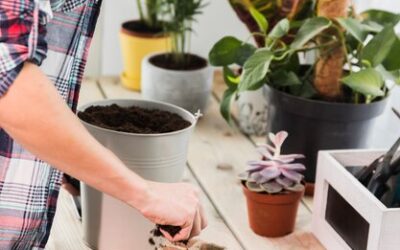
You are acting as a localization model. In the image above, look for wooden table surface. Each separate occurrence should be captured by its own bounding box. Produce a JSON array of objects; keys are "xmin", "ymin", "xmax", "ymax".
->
[{"xmin": 50, "ymin": 72, "xmax": 400, "ymax": 250}]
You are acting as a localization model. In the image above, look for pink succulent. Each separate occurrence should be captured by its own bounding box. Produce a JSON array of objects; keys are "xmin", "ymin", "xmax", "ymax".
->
[{"xmin": 239, "ymin": 131, "xmax": 306, "ymax": 194}]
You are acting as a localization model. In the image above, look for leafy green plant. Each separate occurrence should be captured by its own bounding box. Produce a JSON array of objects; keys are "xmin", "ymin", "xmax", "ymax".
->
[
  {"xmin": 209, "ymin": 2, "xmax": 400, "ymax": 123},
  {"xmin": 161, "ymin": 0, "xmax": 206, "ymax": 66},
  {"xmin": 227, "ymin": 0, "xmax": 315, "ymax": 46},
  {"xmin": 137, "ymin": 0, "xmax": 163, "ymax": 30}
]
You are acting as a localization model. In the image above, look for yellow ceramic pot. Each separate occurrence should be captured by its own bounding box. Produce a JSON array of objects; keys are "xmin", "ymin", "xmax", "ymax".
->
[{"xmin": 119, "ymin": 20, "xmax": 169, "ymax": 91}]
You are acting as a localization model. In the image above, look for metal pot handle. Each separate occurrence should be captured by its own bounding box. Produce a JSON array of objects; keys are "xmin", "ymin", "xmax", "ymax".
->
[{"xmin": 194, "ymin": 110, "xmax": 203, "ymax": 121}]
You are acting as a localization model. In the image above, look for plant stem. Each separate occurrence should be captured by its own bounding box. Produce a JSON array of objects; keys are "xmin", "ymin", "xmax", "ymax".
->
[
  {"xmin": 294, "ymin": 40, "xmax": 339, "ymax": 53},
  {"xmin": 137, "ymin": 0, "xmax": 145, "ymax": 22},
  {"xmin": 354, "ymin": 92, "xmax": 360, "ymax": 104},
  {"xmin": 333, "ymin": 23, "xmax": 352, "ymax": 72}
]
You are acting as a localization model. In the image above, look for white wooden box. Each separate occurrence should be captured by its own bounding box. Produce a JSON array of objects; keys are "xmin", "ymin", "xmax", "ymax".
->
[{"xmin": 312, "ymin": 149, "xmax": 400, "ymax": 250}]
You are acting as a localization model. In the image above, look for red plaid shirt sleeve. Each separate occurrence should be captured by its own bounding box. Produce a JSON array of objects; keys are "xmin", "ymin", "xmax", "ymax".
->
[{"xmin": 0, "ymin": 0, "xmax": 48, "ymax": 96}]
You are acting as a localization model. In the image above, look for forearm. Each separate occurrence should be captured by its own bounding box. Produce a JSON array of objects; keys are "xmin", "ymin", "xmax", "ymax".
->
[{"xmin": 0, "ymin": 63, "xmax": 147, "ymax": 209}]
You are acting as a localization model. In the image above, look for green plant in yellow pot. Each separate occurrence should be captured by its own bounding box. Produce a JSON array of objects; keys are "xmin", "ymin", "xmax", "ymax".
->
[{"xmin": 120, "ymin": 0, "xmax": 170, "ymax": 91}]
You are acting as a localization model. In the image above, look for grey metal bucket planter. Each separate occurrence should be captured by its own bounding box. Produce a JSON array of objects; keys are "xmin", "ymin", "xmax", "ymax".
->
[{"xmin": 78, "ymin": 99, "xmax": 197, "ymax": 250}]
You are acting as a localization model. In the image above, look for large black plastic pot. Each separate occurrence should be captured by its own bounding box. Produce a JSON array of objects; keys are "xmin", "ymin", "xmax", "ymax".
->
[{"xmin": 264, "ymin": 85, "xmax": 388, "ymax": 183}]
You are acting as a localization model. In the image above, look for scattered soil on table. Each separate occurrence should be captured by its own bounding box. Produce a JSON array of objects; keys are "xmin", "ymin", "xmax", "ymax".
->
[
  {"xmin": 78, "ymin": 104, "xmax": 191, "ymax": 134},
  {"xmin": 149, "ymin": 225, "xmax": 226, "ymax": 250},
  {"xmin": 150, "ymin": 53, "xmax": 207, "ymax": 71}
]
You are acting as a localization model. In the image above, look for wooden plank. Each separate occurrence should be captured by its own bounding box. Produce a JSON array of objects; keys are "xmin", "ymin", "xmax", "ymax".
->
[
  {"xmin": 99, "ymin": 77, "xmax": 243, "ymax": 250},
  {"xmin": 78, "ymin": 77, "xmax": 105, "ymax": 107},
  {"xmin": 302, "ymin": 197, "xmax": 314, "ymax": 212},
  {"xmin": 98, "ymin": 76, "xmax": 142, "ymax": 99},
  {"xmin": 46, "ymin": 189, "xmax": 90, "ymax": 250}
]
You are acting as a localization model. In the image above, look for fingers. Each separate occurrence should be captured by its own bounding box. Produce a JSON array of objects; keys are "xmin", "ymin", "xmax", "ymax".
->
[
  {"xmin": 171, "ymin": 221, "xmax": 193, "ymax": 242},
  {"xmin": 199, "ymin": 203, "xmax": 208, "ymax": 230},
  {"xmin": 159, "ymin": 228, "xmax": 174, "ymax": 242},
  {"xmin": 189, "ymin": 208, "xmax": 202, "ymax": 238}
]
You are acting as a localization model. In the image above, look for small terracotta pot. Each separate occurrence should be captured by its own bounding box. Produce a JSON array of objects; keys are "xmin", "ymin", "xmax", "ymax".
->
[{"xmin": 242, "ymin": 185, "xmax": 304, "ymax": 237}]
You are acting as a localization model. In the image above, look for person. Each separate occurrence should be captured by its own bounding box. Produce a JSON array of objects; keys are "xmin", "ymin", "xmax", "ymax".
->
[{"xmin": 0, "ymin": 0, "xmax": 207, "ymax": 249}]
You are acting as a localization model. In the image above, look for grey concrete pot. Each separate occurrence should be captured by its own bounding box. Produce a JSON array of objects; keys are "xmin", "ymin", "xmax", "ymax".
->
[
  {"xmin": 78, "ymin": 99, "xmax": 197, "ymax": 250},
  {"xmin": 141, "ymin": 53, "xmax": 214, "ymax": 114}
]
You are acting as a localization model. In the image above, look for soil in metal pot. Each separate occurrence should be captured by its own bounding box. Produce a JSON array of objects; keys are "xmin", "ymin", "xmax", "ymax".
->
[
  {"xmin": 150, "ymin": 53, "xmax": 207, "ymax": 71},
  {"xmin": 78, "ymin": 104, "xmax": 191, "ymax": 134},
  {"xmin": 122, "ymin": 20, "xmax": 163, "ymax": 35}
]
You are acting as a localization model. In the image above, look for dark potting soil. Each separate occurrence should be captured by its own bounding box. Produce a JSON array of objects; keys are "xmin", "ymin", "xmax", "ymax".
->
[
  {"xmin": 157, "ymin": 224, "xmax": 182, "ymax": 238},
  {"xmin": 150, "ymin": 53, "xmax": 208, "ymax": 71},
  {"xmin": 122, "ymin": 20, "xmax": 163, "ymax": 35},
  {"xmin": 149, "ymin": 225, "xmax": 226, "ymax": 249},
  {"xmin": 78, "ymin": 104, "xmax": 191, "ymax": 134},
  {"xmin": 150, "ymin": 225, "xmax": 188, "ymax": 245}
]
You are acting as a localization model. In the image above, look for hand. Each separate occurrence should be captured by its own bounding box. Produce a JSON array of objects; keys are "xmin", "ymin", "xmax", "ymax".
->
[{"xmin": 138, "ymin": 181, "xmax": 208, "ymax": 242}]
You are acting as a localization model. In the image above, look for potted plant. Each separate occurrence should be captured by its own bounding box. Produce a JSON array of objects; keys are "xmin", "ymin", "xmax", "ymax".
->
[
  {"xmin": 120, "ymin": 0, "xmax": 169, "ymax": 91},
  {"xmin": 239, "ymin": 131, "xmax": 305, "ymax": 237},
  {"xmin": 211, "ymin": 0, "xmax": 314, "ymax": 136},
  {"xmin": 77, "ymin": 99, "xmax": 198, "ymax": 250},
  {"xmin": 141, "ymin": 0, "xmax": 214, "ymax": 114},
  {"xmin": 209, "ymin": 0, "xmax": 400, "ymax": 187}
]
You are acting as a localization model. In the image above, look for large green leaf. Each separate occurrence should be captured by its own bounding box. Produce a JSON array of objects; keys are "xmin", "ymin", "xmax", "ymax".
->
[
  {"xmin": 209, "ymin": 36, "xmax": 242, "ymax": 66},
  {"xmin": 235, "ymin": 43, "xmax": 257, "ymax": 66},
  {"xmin": 361, "ymin": 26, "xmax": 397, "ymax": 67},
  {"xmin": 208, "ymin": 36, "xmax": 256, "ymax": 66},
  {"xmin": 376, "ymin": 65, "xmax": 400, "ymax": 85},
  {"xmin": 268, "ymin": 18, "xmax": 290, "ymax": 40},
  {"xmin": 290, "ymin": 17, "xmax": 331, "ymax": 50},
  {"xmin": 239, "ymin": 48, "xmax": 273, "ymax": 92},
  {"xmin": 383, "ymin": 37, "xmax": 400, "ymax": 71},
  {"xmin": 341, "ymin": 69, "xmax": 384, "ymax": 97},
  {"xmin": 361, "ymin": 9, "xmax": 400, "ymax": 27},
  {"xmin": 289, "ymin": 80, "xmax": 316, "ymax": 98},
  {"xmin": 337, "ymin": 17, "xmax": 367, "ymax": 43},
  {"xmin": 223, "ymin": 66, "xmax": 239, "ymax": 89},
  {"xmin": 249, "ymin": 7, "xmax": 268, "ymax": 34},
  {"xmin": 392, "ymin": 70, "xmax": 400, "ymax": 85},
  {"xmin": 220, "ymin": 87, "xmax": 237, "ymax": 124},
  {"xmin": 271, "ymin": 70, "xmax": 301, "ymax": 87},
  {"xmin": 362, "ymin": 20, "xmax": 383, "ymax": 33}
]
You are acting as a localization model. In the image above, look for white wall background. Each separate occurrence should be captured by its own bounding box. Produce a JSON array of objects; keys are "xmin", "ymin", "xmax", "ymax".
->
[{"xmin": 85, "ymin": 0, "xmax": 400, "ymax": 77}]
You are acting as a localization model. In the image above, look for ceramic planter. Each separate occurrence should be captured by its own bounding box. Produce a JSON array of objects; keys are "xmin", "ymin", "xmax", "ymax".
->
[
  {"xmin": 120, "ymin": 20, "xmax": 169, "ymax": 91},
  {"xmin": 141, "ymin": 53, "xmax": 214, "ymax": 113},
  {"xmin": 242, "ymin": 184, "xmax": 304, "ymax": 237},
  {"xmin": 263, "ymin": 85, "xmax": 388, "ymax": 183},
  {"xmin": 313, "ymin": 149, "xmax": 400, "ymax": 250},
  {"xmin": 237, "ymin": 89, "xmax": 268, "ymax": 136},
  {"xmin": 78, "ymin": 99, "xmax": 197, "ymax": 250}
]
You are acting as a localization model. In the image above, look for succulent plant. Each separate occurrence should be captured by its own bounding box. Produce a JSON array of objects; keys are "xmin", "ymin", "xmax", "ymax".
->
[{"xmin": 239, "ymin": 131, "xmax": 306, "ymax": 194}]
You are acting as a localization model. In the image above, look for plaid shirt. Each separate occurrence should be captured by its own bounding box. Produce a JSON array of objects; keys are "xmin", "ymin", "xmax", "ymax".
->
[{"xmin": 0, "ymin": 0, "xmax": 101, "ymax": 249}]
